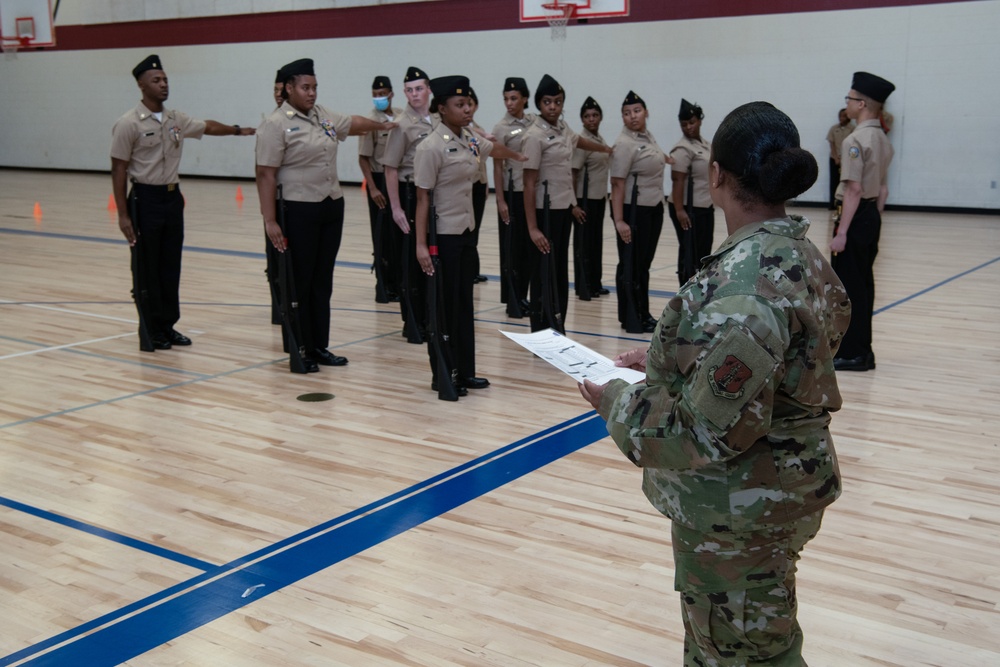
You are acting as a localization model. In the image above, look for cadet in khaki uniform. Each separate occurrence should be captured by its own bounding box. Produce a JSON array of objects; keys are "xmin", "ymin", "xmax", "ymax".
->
[
  {"xmin": 831, "ymin": 71, "xmax": 895, "ymax": 372},
  {"xmin": 492, "ymin": 77, "xmax": 536, "ymax": 315},
  {"xmin": 413, "ymin": 76, "xmax": 526, "ymax": 397},
  {"xmin": 668, "ymin": 99, "xmax": 715, "ymax": 286},
  {"xmin": 358, "ymin": 75, "xmax": 402, "ymax": 303},
  {"xmin": 610, "ymin": 91, "xmax": 669, "ymax": 333},
  {"xmin": 256, "ymin": 58, "xmax": 396, "ymax": 372},
  {"xmin": 111, "ymin": 54, "xmax": 254, "ymax": 352},
  {"xmin": 581, "ymin": 102, "xmax": 849, "ymax": 667},
  {"xmin": 572, "ymin": 96, "xmax": 611, "ymax": 298},
  {"xmin": 825, "ymin": 108, "xmax": 853, "ymax": 209},
  {"xmin": 468, "ymin": 87, "xmax": 489, "ymax": 284},
  {"xmin": 523, "ymin": 74, "xmax": 612, "ymax": 332},
  {"xmin": 383, "ymin": 66, "xmax": 434, "ymax": 341}
]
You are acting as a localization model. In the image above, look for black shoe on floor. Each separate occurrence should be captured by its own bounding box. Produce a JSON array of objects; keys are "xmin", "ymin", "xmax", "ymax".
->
[
  {"xmin": 459, "ymin": 377, "xmax": 490, "ymax": 389},
  {"xmin": 596, "ymin": 287, "xmax": 610, "ymax": 295},
  {"xmin": 431, "ymin": 380, "xmax": 467, "ymax": 398},
  {"xmin": 301, "ymin": 357, "xmax": 320, "ymax": 373},
  {"xmin": 150, "ymin": 335, "xmax": 172, "ymax": 350},
  {"xmin": 310, "ymin": 349, "xmax": 348, "ymax": 366},
  {"xmin": 833, "ymin": 355, "xmax": 872, "ymax": 372},
  {"xmin": 168, "ymin": 330, "xmax": 192, "ymax": 346}
]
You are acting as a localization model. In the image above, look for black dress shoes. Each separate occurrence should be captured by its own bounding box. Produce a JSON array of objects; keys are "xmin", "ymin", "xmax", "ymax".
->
[
  {"xmin": 459, "ymin": 377, "xmax": 490, "ymax": 389},
  {"xmin": 596, "ymin": 287, "xmax": 610, "ymax": 295},
  {"xmin": 833, "ymin": 353, "xmax": 875, "ymax": 372},
  {"xmin": 431, "ymin": 380, "xmax": 468, "ymax": 397},
  {"xmin": 310, "ymin": 349, "xmax": 348, "ymax": 366},
  {"xmin": 473, "ymin": 274, "xmax": 488, "ymax": 283},
  {"xmin": 149, "ymin": 335, "xmax": 171, "ymax": 350},
  {"xmin": 302, "ymin": 357, "xmax": 320, "ymax": 373},
  {"xmin": 168, "ymin": 330, "xmax": 192, "ymax": 346},
  {"xmin": 642, "ymin": 316, "xmax": 658, "ymax": 333}
]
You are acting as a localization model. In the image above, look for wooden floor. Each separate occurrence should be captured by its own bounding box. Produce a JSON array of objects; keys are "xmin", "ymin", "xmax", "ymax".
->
[{"xmin": 1, "ymin": 169, "xmax": 998, "ymax": 666}]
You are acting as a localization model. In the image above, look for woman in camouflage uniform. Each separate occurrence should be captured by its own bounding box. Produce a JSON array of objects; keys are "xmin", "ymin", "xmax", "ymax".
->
[{"xmin": 580, "ymin": 101, "xmax": 851, "ymax": 666}]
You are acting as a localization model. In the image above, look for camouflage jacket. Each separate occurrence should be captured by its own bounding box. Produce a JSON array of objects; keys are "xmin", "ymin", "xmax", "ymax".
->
[{"xmin": 599, "ymin": 216, "xmax": 851, "ymax": 534}]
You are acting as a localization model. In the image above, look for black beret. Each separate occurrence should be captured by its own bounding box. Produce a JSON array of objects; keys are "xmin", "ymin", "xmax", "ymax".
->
[
  {"xmin": 678, "ymin": 98, "xmax": 704, "ymax": 121},
  {"xmin": 534, "ymin": 74, "xmax": 564, "ymax": 109},
  {"xmin": 504, "ymin": 77, "xmax": 530, "ymax": 97},
  {"xmin": 132, "ymin": 54, "xmax": 163, "ymax": 80},
  {"xmin": 851, "ymin": 71, "xmax": 895, "ymax": 104},
  {"xmin": 279, "ymin": 58, "xmax": 315, "ymax": 83},
  {"xmin": 430, "ymin": 75, "xmax": 471, "ymax": 103},
  {"xmin": 580, "ymin": 96, "xmax": 602, "ymax": 117},
  {"xmin": 404, "ymin": 66, "xmax": 429, "ymax": 83},
  {"xmin": 622, "ymin": 90, "xmax": 645, "ymax": 109},
  {"xmin": 274, "ymin": 68, "xmax": 284, "ymax": 84},
  {"xmin": 468, "ymin": 87, "xmax": 479, "ymax": 104},
  {"xmin": 371, "ymin": 75, "xmax": 392, "ymax": 91}
]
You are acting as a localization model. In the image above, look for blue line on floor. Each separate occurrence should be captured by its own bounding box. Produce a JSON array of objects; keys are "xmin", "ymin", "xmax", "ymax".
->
[
  {"xmin": 1, "ymin": 413, "xmax": 608, "ymax": 667},
  {"xmin": 0, "ymin": 496, "xmax": 216, "ymax": 572}
]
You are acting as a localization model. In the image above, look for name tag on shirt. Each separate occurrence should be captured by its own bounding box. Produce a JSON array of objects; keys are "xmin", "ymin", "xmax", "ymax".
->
[
  {"xmin": 446, "ymin": 148, "xmax": 458, "ymax": 153},
  {"xmin": 418, "ymin": 132, "xmax": 429, "ymax": 139},
  {"xmin": 286, "ymin": 127, "xmax": 300, "ymax": 133},
  {"xmin": 510, "ymin": 128, "xmax": 523, "ymax": 136},
  {"xmin": 142, "ymin": 131, "xmax": 155, "ymax": 137}
]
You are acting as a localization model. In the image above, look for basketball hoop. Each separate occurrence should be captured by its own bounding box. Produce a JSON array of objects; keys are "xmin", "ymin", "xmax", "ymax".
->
[{"xmin": 541, "ymin": 2, "xmax": 576, "ymax": 41}]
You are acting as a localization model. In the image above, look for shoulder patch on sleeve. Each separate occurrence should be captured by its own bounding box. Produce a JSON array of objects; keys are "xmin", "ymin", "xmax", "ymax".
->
[
  {"xmin": 690, "ymin": 322, "xmax": 781, "ymax": 432},
  {"xmin": 848, "ymin": 146, "xmax": 860, "ymax": 159}
]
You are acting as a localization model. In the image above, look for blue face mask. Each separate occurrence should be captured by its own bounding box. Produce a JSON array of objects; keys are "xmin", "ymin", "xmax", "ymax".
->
[{"xmin": 373, "ymin": 96, "xmax": 390, "ymax": 112}]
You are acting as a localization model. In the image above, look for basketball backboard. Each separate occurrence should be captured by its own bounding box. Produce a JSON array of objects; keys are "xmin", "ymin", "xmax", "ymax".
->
[
  {"xmin": 520, "ymin": 0, "xmax": 630, "ymax": 22},
  {"xmin": 0, "ymin": 0, "xmax": 55, "ymax": 50}
]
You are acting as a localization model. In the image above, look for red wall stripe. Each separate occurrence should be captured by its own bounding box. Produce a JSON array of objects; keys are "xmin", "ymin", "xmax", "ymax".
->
[{"xmin": 51, "ymin": 0, "xmax": 973, "ymax": 51}]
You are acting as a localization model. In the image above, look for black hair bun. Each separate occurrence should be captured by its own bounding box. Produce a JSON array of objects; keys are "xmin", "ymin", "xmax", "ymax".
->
[{"xmin": 758, "ymin": 147, "xmax": 818, "ymax": 203}]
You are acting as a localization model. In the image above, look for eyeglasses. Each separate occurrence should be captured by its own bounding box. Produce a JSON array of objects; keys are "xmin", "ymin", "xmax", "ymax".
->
[{"xmin": 844, "ymin": 95, "xmax": 864, "ymax": 103}]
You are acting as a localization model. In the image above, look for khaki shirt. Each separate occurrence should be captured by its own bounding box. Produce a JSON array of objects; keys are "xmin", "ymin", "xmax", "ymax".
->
[
  {"xmin": 611, "ymin": 127, "xmax": 667, "ymax": 207},
  {"xmin": 826, "ymin": 122, "xmax": 854, "ymax": 161},
  {"xmin": 523, "ymin": 117, "xmax": 580, "ymax": 209},
  {"xmin": 358, "ymin": 106, "xmax": 401, "ymax": 174},
  {"xmin": 382, "ymin": 106, "xmax": 435, "ymax": 182},
  {"xmin": 414, "ymin": 125, "xmax": 494, "ymax": 235},
  {"xmin": 837, "ymin": 119, "xmax": 894, "ymax": 200},
  {"xmin": 598, "ymin": 215, "xmax": 849, "ymax": 534},
  {"xmin": 110, "ymin": 102, "xmax": 206, "ymax": 185},
  {"xmin": 255, "ymin": 102, "xmax": 353, "ymax": 202},
  {"xmin": 471, "ymin": 121, "xmax": 489, "ymax": 184},
  {"xmin": 572, "ymin": 128, "xmax": 610, "ymax": 200},
  {"xmin": 668, "ymin": 135, "xmax": 712, "ymax": 209},
  {"xmin": 491, "ymin": 112, "xmax": 536, "ymax": 192}
]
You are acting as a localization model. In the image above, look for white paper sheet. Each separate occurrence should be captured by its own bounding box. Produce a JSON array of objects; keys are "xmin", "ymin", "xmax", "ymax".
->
[{"xmin": 501, "ymin": 328, "xmax": 646, "ymax": 385}]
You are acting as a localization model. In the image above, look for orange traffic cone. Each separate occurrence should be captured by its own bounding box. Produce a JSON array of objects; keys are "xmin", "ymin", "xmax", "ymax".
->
[
  {"xmin": 235, "ymin": 185, "xmax": 245, "ymax": 201},
  {"xmin": 33, "ymin": 202, "xmax": 42, "ymax": 222},
  {"xmin": 108, "ymin": 194, "xmax": 117, "ymax": 211}
]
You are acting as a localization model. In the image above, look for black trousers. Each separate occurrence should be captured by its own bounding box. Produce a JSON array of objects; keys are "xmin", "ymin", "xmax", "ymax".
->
[
  {"xmin": 668, "ymin": 202, "xmax": 714, "ymax": 285},
  {"xmin": 395, "ymin": 180, "xmax": 427, "ymax": 330},
  {"xmin": 498, "ymin": 191, "xmax": 532, "ymax": 305},
  {"xmin": 831, "ymin": 199, "xmax": 881, "ymax": 359},
  {"xmin": 365, "ymin": 171, "xmax": 401, "ymax": 296},
  {"xmin": 130, "ymin": 183, "xmax": 184, "ymax": 337},
  {"xmin": 426, "ymin": 230, "xmax": 478, "ymax": 381},
  {"xmin": 471, "ymin": 180, "xmax": 487, "ymax": 277},
  {"xmin": 265, "ymin": 240, "xmax": 281, "ymax": 324},
  {"xmin": 573, "ymin": 196, "xmax": 607, "ymax": 295},
  {"xmin": 282, "ymin": 196, "xmax": 344, "ymax": 352},
  {"xmin": 828, "ymin": 158, "xmax": 840, "ymax": 209},
  {"xmin": 529, "ymin": 207, "xmax": 572, "ymax": 332},
  {"xmin": 616, "ymin": 202, "xmax": 664, "ymax": 323}
]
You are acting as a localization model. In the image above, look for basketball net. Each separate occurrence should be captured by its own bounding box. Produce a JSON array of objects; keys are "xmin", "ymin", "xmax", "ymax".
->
[{"xmin": 542, "ymin": 2, "xmax": 576, "ymax": 41}]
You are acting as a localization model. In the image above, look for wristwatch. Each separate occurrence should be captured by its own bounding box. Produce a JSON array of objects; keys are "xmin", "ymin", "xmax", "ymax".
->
[{"xmin": 233, "ymin": 124, "xmax": 241, "ymax": 136}]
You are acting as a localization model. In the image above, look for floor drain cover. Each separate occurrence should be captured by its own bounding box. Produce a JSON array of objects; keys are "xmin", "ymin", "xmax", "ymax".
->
[{"xmin": 297, "ymin": 392, "xmax": 335, "ymax": 402}]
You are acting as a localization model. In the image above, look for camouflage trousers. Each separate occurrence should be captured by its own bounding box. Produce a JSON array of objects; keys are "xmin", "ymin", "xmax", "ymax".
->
[{"xmin": 671, "ymin": 511, "xmax": 824, "ymax": 667}]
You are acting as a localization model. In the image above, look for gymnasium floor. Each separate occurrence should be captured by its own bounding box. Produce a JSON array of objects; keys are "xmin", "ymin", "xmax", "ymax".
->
[{"xmin": 1, "ymin": 170, "xmax": 998, "ymax": 666}]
